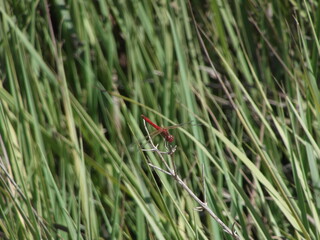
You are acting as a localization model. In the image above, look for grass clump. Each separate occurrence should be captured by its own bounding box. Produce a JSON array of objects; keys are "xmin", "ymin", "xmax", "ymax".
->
[{"xmin": 0, "ymin": 0, "xmax": 319, "ymax": 239}]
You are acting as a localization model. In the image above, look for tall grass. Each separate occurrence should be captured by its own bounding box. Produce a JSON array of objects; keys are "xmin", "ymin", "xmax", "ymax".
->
[{"xmin": 0, "ymin": 0, "xmax": 319, "ymax": 239}]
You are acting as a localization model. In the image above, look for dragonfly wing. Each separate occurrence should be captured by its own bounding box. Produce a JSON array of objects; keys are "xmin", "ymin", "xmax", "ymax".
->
[
  {"xmin": 146, "ymin": 129, "xmax": 163, "ymax": 139},
  {"xmin": 136, "ymin": 129, "xmax": 163, "ymax": 146},
  {"xmin": 165, "ymin": 120, "xmax": 195, "ymax": 130}
]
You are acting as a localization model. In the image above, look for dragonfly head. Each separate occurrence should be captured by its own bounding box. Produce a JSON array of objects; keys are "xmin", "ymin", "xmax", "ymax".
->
[{"xmin": 166, "ymin": 134, "xmax": 174, "ymax": 143}]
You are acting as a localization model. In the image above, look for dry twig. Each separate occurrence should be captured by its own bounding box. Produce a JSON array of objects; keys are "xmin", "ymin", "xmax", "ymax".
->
[{"xmin": 141, "ymin": 119, "xmax": 240, "ymax": 240}]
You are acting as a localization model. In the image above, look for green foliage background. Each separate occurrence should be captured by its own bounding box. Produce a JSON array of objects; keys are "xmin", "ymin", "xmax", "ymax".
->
[{"xmin": 0, "ymin": 0, "xmax": 320, "ymax": 239}]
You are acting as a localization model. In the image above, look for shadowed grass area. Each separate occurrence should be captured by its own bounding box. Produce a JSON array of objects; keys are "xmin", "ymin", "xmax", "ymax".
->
[{"xmin": 0, "ymin": 0, "xmax": 319, "ymax": 239}]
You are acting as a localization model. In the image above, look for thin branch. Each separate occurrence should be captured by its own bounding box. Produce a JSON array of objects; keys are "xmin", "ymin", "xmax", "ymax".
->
[
  {"xmin": 174, "ymin": 174, "xmax": 239, "ymax": 239},
  {"xmin": 141, "ymin": 118, "xmax": 240, "ymax": 239},
  {"xmin": 148, "ymin": 163, "xmax": 172, "ymax": 175}
]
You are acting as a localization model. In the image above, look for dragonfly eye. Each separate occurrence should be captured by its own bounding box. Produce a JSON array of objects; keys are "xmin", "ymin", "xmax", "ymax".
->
[{"xmin": 166, "ymin": 135, "xmax": 174, "ymax": 143}]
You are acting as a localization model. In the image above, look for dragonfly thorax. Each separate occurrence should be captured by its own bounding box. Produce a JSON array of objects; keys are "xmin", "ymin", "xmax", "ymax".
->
[{"xmin": 165, "ymin": 135, "xmax": 174, "ymax": 143}]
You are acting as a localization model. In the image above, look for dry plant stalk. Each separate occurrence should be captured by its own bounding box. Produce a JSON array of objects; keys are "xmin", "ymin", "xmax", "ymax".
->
[{"xmin": 141, "ymin": 119, "xmax": 240, "ymax": 240}]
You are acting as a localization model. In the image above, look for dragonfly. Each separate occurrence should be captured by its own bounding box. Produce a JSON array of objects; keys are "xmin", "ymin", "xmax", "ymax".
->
[{"xmin": 141, "ymin": 114, "xmax": 192, "ymax": 144}]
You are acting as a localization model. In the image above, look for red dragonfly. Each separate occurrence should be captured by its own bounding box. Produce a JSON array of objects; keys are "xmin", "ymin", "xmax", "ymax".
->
[{"xmin": 141, "ymin": 114, "xmax": 191, "ymax": 143}]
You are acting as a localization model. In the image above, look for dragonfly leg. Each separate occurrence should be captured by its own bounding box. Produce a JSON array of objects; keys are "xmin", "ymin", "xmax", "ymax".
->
[{"xmin": 164, "ymin": 140, "xmax": 177, "ymax": 155}]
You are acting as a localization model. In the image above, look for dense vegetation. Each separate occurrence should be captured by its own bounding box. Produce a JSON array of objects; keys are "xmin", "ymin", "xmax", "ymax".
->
[{"xmin": 1, "ymin": 0, "xmax": 320, "ymax": 239}]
